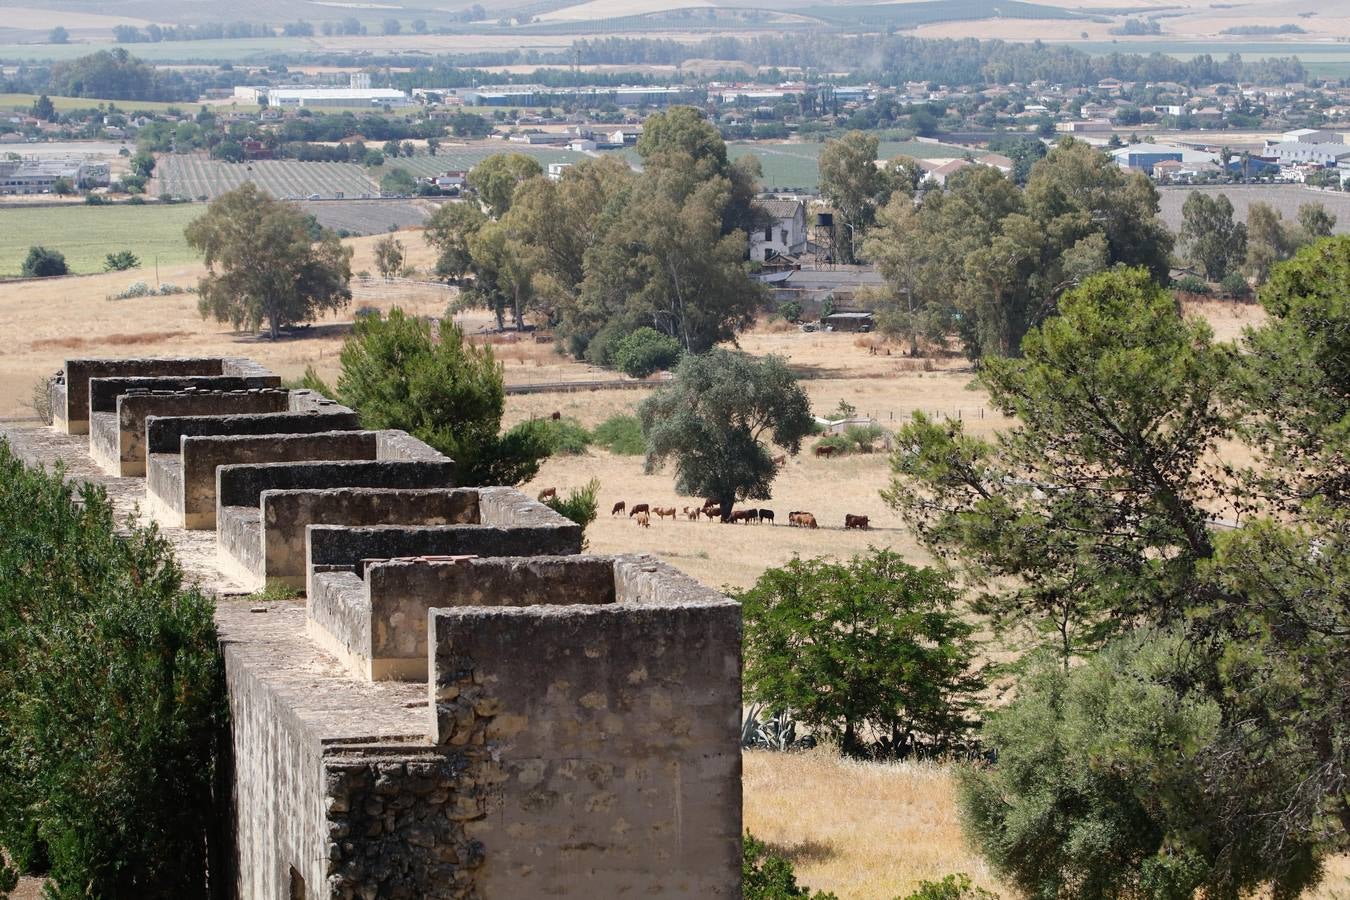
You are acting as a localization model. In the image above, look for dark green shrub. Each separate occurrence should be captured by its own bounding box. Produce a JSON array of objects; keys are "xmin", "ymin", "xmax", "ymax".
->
[
  {"xmin": 0, "ymin": 439, "xmax": 225, "ymax": 898},
  {"xmin": 742, "ymin": 833, "xmax": 837, "ymax": 899},
  {"xmin": 20, "ymin": 246, "xmax": 68, "ymax": 278},
  {"xmin": 529, "ymin": 416, "xmax": 591, "ymax": 456},
  {"xmin": 592, "ymin": 414, "xmax": 644, "ymax": 455},
  {"xmin": 778, "ymin": 301, "xmax": 803, "ymax": 323},
  {"xmin": 1172, "ymin": 274, "xmax": 1210, "ymax": 294},
  {"xmin": 813, "ymin": 433, "xmax": 852, "ymax": 456},
  {"xmin": 901, "ymin": 875, "xmax": 997, "ymax": 900},
  {"xmin": 739, "ymin": 549, "xmax": 983, "ymax": 759},
  {"xmin": 1220, "ymin": 271, "xmax": 1250, "ymax": 298},
  {"xmin": 542, "ymin": 478, "xmax": 600, "ymax": 534},
  {"xmin": 104, "ymin": 249, "xmax": 140, "ymax": 271},
  {"xmin": 612, "ymin": 327, "xmax": 683, "ymax": 378},
  {"xmin": 842, "ymin": 423, "xmax": 885, "ymax": 453}
]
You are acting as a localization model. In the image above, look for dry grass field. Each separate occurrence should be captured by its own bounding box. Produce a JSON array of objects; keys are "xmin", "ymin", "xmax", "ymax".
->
[{"xmin": 746, "ymin": 749, "xmax": 1350, "ymax": 900}]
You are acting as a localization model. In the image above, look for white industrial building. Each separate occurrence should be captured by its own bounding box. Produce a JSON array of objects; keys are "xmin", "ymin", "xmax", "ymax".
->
[
  {"xmin": 0, "ymin": 158, "xmax": 110, "ymax": 194},
  {"xmin": 264, "ymin": 87, "xmax": 411, "ymax": 108}
]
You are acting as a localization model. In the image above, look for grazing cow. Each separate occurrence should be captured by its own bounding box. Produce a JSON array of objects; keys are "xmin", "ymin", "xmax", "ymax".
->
[
  {"xmin": 844, "ymin": 514, "xmax": 870, "ymax": 530},
  {"xmin": 635, "ymin": 511, "xmax": 650, "ymax": 528},
  {"xmin": 629, "ymin": 503, "xmax": 650, "ymax": 517},
  {"xmin": 799, "ymin": 513, "xmax": 818, "ymax": 529},
  {"xmin": 653, "ymin": 506, "xmax": 677, "ymax": 521},
  {"xmin": 730, "ymin": 509, "xmax": 758, "ymax": 524},
  {"xmin": 759, "ymin": 508, "xmax": 775, "ymax": 525},
  {"xmin": 703, "ymin": 504, "xmax": 721, "ymax": 520},
  {"xmin": 550, "ymin": 411, "xmax": 561, "ymax": 420},
  {"xmin": 611, "ymin": 501, "xmax": 626, "ymax": 516},
  {"xmin": 537, "ymin": 487, "xmax": 557, "ymax": 502},
  {"xmin": 814, "ymin": 444, "xmax": 838, "ymax": 458}
]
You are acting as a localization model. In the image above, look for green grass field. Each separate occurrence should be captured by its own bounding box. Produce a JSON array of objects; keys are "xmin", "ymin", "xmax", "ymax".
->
[
  {"xmin": 0, "ymin": 93, "xmax": 258, "ymax": 115},
  {"xmin": 730, "ymin": 139, "xmax": 970, "ymax": 190},
  {"xmin": 0, "ymin": 204, "xmax": 202, "ymax": 276}
]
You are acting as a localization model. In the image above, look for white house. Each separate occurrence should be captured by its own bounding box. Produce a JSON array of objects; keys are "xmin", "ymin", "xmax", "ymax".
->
[{"xmin": 749, "ymin": 199, "xmax": 808, "ymax": 262}]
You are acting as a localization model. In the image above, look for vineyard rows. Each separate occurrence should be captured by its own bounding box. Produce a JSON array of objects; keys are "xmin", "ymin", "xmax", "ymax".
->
[{"xmin": 157, "ymin": 156, "xmax": 379, "ymax": 201}]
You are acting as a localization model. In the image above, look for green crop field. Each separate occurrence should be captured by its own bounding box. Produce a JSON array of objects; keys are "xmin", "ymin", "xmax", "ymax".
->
[
  {"xmin": 0, "ymin": 93, "xmax": 252, "ymax": 115},
  {"xmin": 382, "ymin": 146, "xmax": 588, "ymax": 179},
  {"xmin": 156, "ymin": 157, "xmax": 378, "ymax": 201},
  {"xmin": 0, "ymin": 203, "xmax": 202, "ymax": 276},
  {"xmin": 730, "ymin": 140, "xmax": 970, "ymax": 190}
]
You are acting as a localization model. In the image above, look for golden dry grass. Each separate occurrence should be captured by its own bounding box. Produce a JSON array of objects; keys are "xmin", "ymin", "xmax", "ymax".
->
[
  {"xmin": 746, "ymin": 749, "xmax": 1350, "ymax": 900},
  {"xmin": 0, "ymin": 230, "xmax": 445, "ymax": 416}
]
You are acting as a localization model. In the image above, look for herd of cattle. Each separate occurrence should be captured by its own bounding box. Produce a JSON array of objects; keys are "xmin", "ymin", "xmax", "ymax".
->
[{"xmin": 601, "ymin": 499, "xmax": 870, "ymax": 531}]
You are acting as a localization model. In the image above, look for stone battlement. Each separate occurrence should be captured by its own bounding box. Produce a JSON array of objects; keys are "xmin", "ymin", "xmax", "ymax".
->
[{"xmin": 0, "ymin": 356, "xmax": 741, "ymax": 899}]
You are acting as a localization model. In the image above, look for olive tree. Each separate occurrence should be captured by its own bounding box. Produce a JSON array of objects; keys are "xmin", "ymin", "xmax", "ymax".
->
[{"xmin": 640, "ymin": 350, "xmax": 813, "ymax": 520}]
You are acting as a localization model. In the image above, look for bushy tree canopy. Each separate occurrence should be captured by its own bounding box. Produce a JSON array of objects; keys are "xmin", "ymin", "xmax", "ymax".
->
[
  {"xmin": 186, "ymin": 183, "xmax": 352, "ymax": 339},
  {"xmin": 640, "ymin": 350, "xmax": 812, "ymax": 519}
]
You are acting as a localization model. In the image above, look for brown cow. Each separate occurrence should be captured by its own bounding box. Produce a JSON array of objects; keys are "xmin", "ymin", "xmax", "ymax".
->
[
  {"xmin": 550, "ymin": 411, "xmax": 561, "ymax": 420},
  {"xmin": 653, "ymin": 506, "xmax": 677, "ymax": 521},
  {"xmin": 730, "ymin": 509, "xmax": 758, "ymax": 524},
  {"xmin": 799, "ymin": 513, "xmax": 818, "ymax": 529},
  {"xmin": 814, "ymin": 445, "xmax": 838, "ymax": 458},
  {"xmin": 629, "ymin": 503, "xmax": 650, "ymax": 517},
  {"xmin": 611, "ymin": 501, "xmax": 626, "ymax": 516},
  {"xmin": 703, "ymin": 504, "xmax": 721, "ymax": 520},
  {"xmin": 844, "ymin": 514, "xmax": 870, "ymax": 529},
  {"xmin": 684, "ymin": 506, "xmax": 701, "ymax": 520},
  {"xmin": 537, "ymin": 487, "xmax": 557, "ymax": 502},
  {"xmin": 635, "ymin": 511, "xmax": 650, "ymax": 528},
  {"xmin": 789, "ymin": 512, "xmax": 818, "ymax": 528},
  {"xmin": 772, "ymin": 454, "xmax": 786, "ymax": 467}
]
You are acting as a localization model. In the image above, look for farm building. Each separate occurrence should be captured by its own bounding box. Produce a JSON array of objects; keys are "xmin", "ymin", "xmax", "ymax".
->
[
  {"xmin": 822, "ymin": 311, "xmax": 875, "ymax": 332},
  {"xmin": 749, "ymin": 198, "xmax": 808, "ymax": 262},
  {"xmin": 0, "ymin": 158, "xmax": 109, "ymax": 194},
  {"xmin": 1110, "ymin": 143, "xmax": 1184, "ymax": 175}
]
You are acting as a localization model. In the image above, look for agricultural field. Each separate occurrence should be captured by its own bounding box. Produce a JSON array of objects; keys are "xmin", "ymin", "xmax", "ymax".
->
[
  {"xmin": 730, "ymin": 140, "xmax": 971, "ymax": 191},
  {"xmin": 0, "ymin": 203, "xmax": 202, "ymax": 276},
  {"xmin": 1157, "ymin": 185, "xmax": 1350, "ymax": 237},
  {"xmin": 295, "ymin": 199, "xmax": 434, "ymax": 235},
  {"xmin": 0, "ymin": 93, "xmax": 234, "ymax": 115},
  {"xmin": 382, "ymin": 146, "xmax": 588, "ymax": 179},
  {"xmin": 155, "ymin": 156, "xmax": 378, "ymax": 201}
]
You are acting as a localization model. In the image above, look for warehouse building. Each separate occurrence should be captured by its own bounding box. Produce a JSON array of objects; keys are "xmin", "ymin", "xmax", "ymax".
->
[
  {"xmin": 0, "ymin": 158, "xmax": 110, "ymax": 194},
  {"xmin": 265, "ymin": 88, "xmax": 411, "ymax": 108}
]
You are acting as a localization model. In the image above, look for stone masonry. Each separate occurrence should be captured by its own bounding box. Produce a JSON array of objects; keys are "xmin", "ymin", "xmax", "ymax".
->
[{"xmin": 2, "ymin": 356, "xmax": 743, "ymax": 899}]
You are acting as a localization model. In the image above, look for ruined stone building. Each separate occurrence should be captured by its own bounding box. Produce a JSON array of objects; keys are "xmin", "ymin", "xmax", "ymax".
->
[{"xmin": 1, "ymin": 356, "xmax": 743, "ymax": 898}]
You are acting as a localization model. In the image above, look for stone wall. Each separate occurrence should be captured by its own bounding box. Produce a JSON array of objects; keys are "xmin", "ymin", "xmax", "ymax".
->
[
  {"xmin": 429, "ymin": 555, "xmax": 743, "ymax": 897},
  {"xmin": 108, "ymin": 389, "xmax": 291, "ymax": 476},
  {"xmin": 13, "ymin": 354, "xmax": 743, "ymax": 900},
  {"xmin": 177, "ymin": 431, "xmax": 379, "ymax": 529}
]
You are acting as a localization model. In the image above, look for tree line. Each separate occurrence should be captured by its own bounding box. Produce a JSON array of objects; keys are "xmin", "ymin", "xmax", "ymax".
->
[{"xmin": 422, "ymin": 107, "xmax": 766, "ymax": 364}]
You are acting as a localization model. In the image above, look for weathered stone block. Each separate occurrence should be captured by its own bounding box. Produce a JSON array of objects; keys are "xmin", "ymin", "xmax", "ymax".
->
[
  {"xmin": 157, "ymin": 431, "xmax": 379, "ymax": 529},
  {"xmin": 102, "ymin": 389, "xmax": 292, "ymax": 476},
  {"xmin": 426, "ymin": 555, "xmax": 743, "ymax": 897}
]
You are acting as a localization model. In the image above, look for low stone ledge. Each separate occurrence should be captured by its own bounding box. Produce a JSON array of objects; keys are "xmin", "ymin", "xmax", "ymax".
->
[
  {"xmin": 144, "ymin": 409, "xmax": 362, "ymax": 455},
  {"xmin": 86, "ymin": 374, "xmax": 281, "ymax": 418},
  {"xmin": 58, "ymin": 357, "xmax": 227, "ymax": 433},
  {"xmin": 154, "ymin": 431, "xmax": 379, "ymax": 530},
  {"xmin": 304, "ymin": 518, "xmax": 583, "ymax": 600},
  {"xmin": 105, "ymin": 389, "xmax": 292, "ymax": 477}
]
